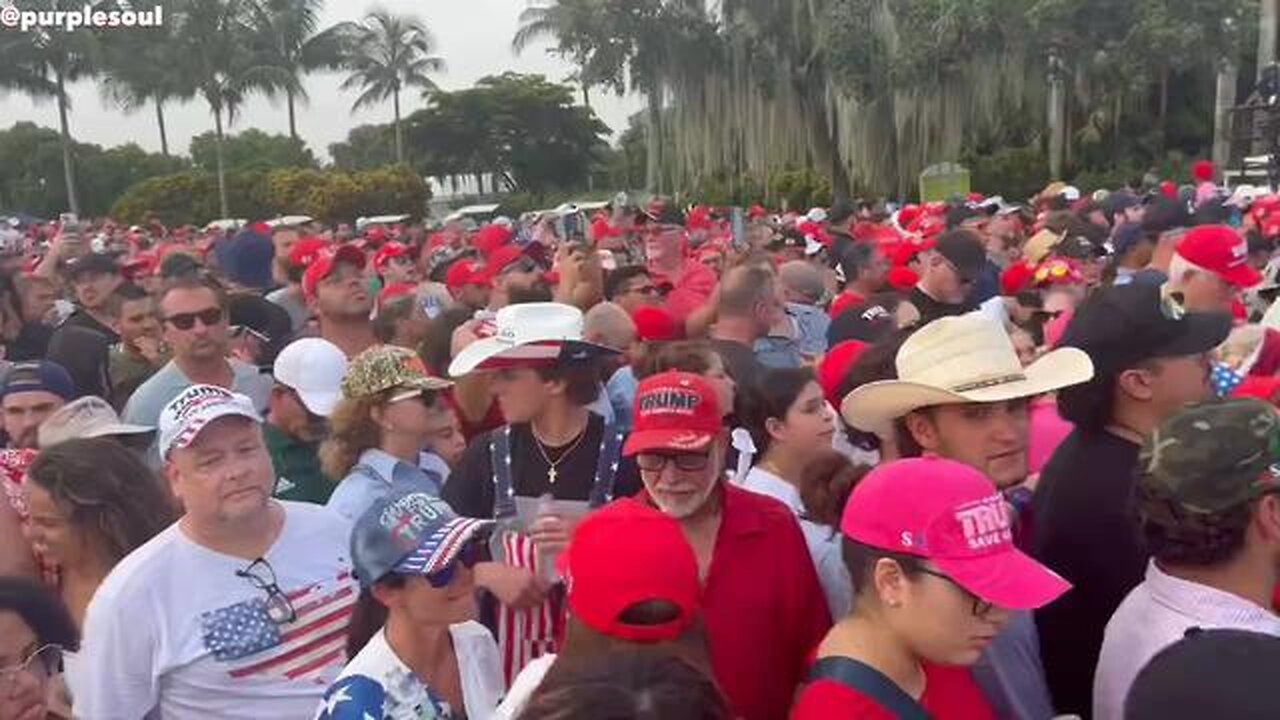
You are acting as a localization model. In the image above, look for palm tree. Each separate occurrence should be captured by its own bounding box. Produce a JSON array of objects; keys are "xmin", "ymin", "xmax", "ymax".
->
[
  {"xmin": 2, "ymin": 0, "xmax": 102, "ymax": 215},
  {"xmin": 100, "ymin": 2, "xmax": 192, "ymax": 156},
  {"xmin": 245, "ymin": 0, "xmax": 350, "ymax": 141},
  {"xmin": 174, "ymin": 0, "xmax": 291, "ymax": 217},
  {"xmin": 336, "ymin": 8, "xmax": 445, "ymax": 164}
]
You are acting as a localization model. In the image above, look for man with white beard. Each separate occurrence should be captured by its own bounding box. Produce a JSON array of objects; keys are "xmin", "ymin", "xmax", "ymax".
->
[{"xmin": 621, "ymin": 371, "xmax": 831, "ymax": 720}]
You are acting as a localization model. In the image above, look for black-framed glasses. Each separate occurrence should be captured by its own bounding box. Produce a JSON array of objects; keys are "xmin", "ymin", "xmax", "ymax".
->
[
  {"xmin": 918, "ymin": 568, "xmax": 995, "ymax": 617},
  {"xmin": 235, "ymin": 557, "xmax": 297, "ymax": 624},
  {"xmin": 424, "ymin": 542, "xmax": 483, "ymax": 589},
  {"xmin": 165, "ymin": 307, "xmax": 224, "ymax": 330},
  {"xmin": 628, "ymin": 283, "xmax": 659, "ymax": 296},
  {"xmin": 636, "ymin": 452, "xmax": 711, "ymax": 473},
  {"xmin": 0, "ymin": 643, "xmax": 62, "ymax": 685}
]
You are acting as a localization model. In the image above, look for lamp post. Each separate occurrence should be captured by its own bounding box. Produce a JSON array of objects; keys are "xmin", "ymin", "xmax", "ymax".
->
[{"xmin": 1047, "ymin": 47, "xmax": 1065, "ymax": 180}]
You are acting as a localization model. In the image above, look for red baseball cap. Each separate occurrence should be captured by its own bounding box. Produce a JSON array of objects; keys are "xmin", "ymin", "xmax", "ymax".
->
[
  {"xmin": 631, "ymin": 306, "xmax": 683, "ymax": 342},
  {"xmin": 445, "ymin": 259, "xmax": 486, "ymax": 290},
  {"xmin": 473, "ymin": 225, "xmax": 513, "ymax": 258},
  {"xmin": 818, "ymin": 340, "xmax": 868, "ymax": 408},
  {"xmin": 302, "ymin": 244, "xmax": 366, "ymax": 300},
  {"xmin": 376, "ymin": 282, "xmax": 416, "ymax": 315},
  {"xmin": 842, "ymin": 458, "xmax": 1071, "ymax": 610},
  {"xmin": 372, "ymin": 241, "xmax": 412, "ymax": 273},
  {"xmin": 560, "ymin": 498, "xmax": 700, "ymax": 643},
  {"xmin": 288, "ymin": 237, "xmax": 330, "ymax": 268},
  {"xmin": 1175, "ymin": 225, "xmax": 1261, "ymax": 288},
  {"xmin": 623, "ymin": 372, "xmax": 723, "ymax": 456},
  {"xmin": 476, "ymin": 244, "xmax": 529, "ymax": 284}
]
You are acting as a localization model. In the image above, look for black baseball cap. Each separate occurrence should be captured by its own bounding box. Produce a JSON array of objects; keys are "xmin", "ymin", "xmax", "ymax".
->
[
  {"xmin": 1055, "ymin": 235, "xmax": 1108, "ymax": 261},
  {"xmin": 65, "ymin": 252, "xmax": 119, "ymax": 279},
  {"xmin": 1126, "ymin": 628, "xmax": 1280, "ymax": 720},
  {"xmin": 934, "ymin": 229, "xmax": 986, "ymax": 282},
  {"xmin": 1056, "ymin": 282, "xmax": 1231, "ymax": 375}
]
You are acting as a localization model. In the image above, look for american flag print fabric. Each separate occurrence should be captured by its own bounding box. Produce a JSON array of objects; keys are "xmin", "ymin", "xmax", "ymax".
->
[
  {"xmin": 200, "ymin": 571, "xmax": 357, "ymax": 683},
  {"xmin": 495, "ymin": 530, "xmax": 559, "ymax": 685}
]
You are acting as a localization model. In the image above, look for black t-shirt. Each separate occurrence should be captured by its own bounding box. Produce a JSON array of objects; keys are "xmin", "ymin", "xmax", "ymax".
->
[
  {"xmin": 7, "ymin": 322, "xmax": 53, "ymax": 361},
  {"xmin": 1030, "ymin": 427, "xmax": 1147, "ymax": 716},
  {"xmin": 907, "ymin": 285, "xmax": 975, "ymax": 325},
  {"xmin": 442, "ymin": 413, "xmax": 641, "ymax": 518},
  {"xmin": 61, "ymin": 309, "xmax": 120, "ymax": 344}
]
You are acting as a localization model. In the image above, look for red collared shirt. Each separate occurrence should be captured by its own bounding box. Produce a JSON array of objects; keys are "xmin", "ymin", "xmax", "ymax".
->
[
  {"xmin": 637, "ymin": 484, "xmax": 833, "ymax": 720},
  {"xmin": 650, "ymin": 259, "xmax": 718, "ymax": 320}
]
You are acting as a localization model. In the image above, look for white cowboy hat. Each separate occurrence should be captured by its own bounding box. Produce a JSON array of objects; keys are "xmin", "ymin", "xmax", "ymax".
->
[
  {"xmin": 841, "ymin": 313, "xmax": 1094, "ymax": 431},
  {"xmin": 448, "ymin": 302, "xmax": 621, "ymax": 377}
]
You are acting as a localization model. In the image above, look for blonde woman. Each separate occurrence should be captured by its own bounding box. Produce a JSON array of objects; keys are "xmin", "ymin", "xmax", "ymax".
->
[{"xmin": 322, "ymin": 345, "xmax": 454, "ymax": 525}]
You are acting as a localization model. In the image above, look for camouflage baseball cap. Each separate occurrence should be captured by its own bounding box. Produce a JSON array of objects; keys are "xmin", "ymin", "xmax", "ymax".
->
[
  {"xmin": 1138, "ymin": 398, "xmax": 1280, "ymax": 521},
  {"xmin": 341, "ymin": 345, "xmax": 453, "ymax": 401}
]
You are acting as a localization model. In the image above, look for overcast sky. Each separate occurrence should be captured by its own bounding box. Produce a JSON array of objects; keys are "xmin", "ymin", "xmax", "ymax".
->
[{"xmin": 0, "ymin": 0, "xmax": 642, "ymax": 161}]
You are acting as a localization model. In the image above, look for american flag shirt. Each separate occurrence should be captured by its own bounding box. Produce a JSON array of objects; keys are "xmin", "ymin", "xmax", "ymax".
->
[
  {"xmin": 315, "ymin": 621, "xmax": 505, "ymax": 720},
  {"xmin": 75, "ymin": 502, "xmax": 358, "ymax": 720}
]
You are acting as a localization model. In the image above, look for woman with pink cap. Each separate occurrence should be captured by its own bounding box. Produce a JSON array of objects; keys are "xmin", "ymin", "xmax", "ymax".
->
[{"xmin": 792, "ymin": 457, "xmax": 1071, "ymax": 719}]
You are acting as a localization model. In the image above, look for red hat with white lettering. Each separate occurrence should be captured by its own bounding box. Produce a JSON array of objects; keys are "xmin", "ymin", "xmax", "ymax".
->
[
  {"xmin": 841, "ymin": 457, "xmax": 1071, "ymax": 610},
  {"xmin": 1175, "ymin": 225, "xmax": 1261, "ymax": 288},
  {"xmin": 623, "ymin": 372, "xmax": 723, "ymax": 456}
]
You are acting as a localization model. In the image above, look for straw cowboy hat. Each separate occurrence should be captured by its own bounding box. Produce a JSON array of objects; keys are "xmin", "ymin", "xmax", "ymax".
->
[
  {"xmin": 448, "ymin": 302, "xmax": 621, "ymax": 377},
  {"xmin": 841, "ymin": 313, "xmax": 1094, "ymax": 431}
]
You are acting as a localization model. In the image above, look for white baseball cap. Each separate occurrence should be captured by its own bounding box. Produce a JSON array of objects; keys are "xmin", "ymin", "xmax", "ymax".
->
[
  {"xmin": 158, "ymin": 385, "xmax": 261, "ymax": 459},
  {"xmin": 806, "ymin": 207, "xmax": 828, "ymax": 223},
  {"xmin": 272, "ymin": 338, "xmax": 347, "ymax": 417}
]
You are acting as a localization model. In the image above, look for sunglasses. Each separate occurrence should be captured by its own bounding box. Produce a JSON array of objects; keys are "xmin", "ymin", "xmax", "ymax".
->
[
  {"xmin": 636, "ymin": 452, "xmax": 711, "ymax": 473},
  {"xmin": 499, "ymin": 257, "xmax": 540, "ymax": 277},
  {"xmin": 165, "ymin": 307, "xmax": 223, "ymax": 330},
  {"xmin": 0, "ymin": 643, "xmax": 62, "ymax": 685},
  {"xmin": 425, "ymin": 542, "xmax": 482, "ymax": 589},
  {"xmin": 235, "ymin": 557, "xmax": 296, "ymax": 624}
]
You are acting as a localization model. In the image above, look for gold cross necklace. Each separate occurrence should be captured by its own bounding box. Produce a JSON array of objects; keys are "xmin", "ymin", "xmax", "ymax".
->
[{"xmin": 531, "ymin": 425, "xmax": 589, "ymax": 485}]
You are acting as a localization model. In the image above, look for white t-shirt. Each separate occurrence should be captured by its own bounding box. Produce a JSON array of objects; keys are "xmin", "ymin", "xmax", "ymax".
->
[
  {"xmin": 492, "ymin": 653, "xmax": 554, "ymax": 720},
  {"xmin": 315, "ymin": 622, "xmax": 504, "ymax": 720},
  {"xmin": 75, "ymin": 501, "xmax": 357, "ymax": 720}
]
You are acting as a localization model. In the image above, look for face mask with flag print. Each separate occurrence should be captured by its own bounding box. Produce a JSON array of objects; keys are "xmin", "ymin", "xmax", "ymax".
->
[{"xmin": 1211, "ymin": 362, "xmax": 1245, "ymax": 398}]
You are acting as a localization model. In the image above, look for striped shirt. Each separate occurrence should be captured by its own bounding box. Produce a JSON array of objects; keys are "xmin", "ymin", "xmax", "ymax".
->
[{"xmin": 75, "ymin": 501, "xmax": 356, "ymax": 719}]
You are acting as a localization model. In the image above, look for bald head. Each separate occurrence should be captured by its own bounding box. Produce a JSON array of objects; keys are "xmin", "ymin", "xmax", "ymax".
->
[
  {"xmin": 583, "ymin": 301, "xmax": 636, "ymax": 350},
  {"xmin": 778, "ymin": 260, "xmax": 824, "ymax": 305}
]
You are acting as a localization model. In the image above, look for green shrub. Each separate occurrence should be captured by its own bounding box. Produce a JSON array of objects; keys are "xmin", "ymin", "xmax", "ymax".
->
[{"xmin": 110, "ymin": 165, "xmax": 429, "ymax": 225}]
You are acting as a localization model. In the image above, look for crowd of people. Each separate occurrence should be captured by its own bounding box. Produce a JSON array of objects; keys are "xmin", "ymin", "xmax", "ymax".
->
[{"xmin": 4, "ymin": 159, "xmax": 1280, "ymax": 719}]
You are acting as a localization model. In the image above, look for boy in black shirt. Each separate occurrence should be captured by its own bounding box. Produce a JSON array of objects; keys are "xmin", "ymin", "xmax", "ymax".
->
[
  {"xmin": 443, "ymin": 302, "xmax": 639, "ymax": 682},
  {"xmin": 1031, "ymin": 282, "xmax": 1231, "ymax": 716}
]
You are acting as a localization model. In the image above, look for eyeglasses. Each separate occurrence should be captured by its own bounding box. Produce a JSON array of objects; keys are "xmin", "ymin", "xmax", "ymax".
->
[
  {"xmin": 918, "ymin": 568, "xmax": 996, "ymax": 617},
  {"xmin": 235, "ymin": 557, "xmax": 297, "ymax": 623},
  {"xmin": 636, "ymin": 452, "xmax": 711, "ymax": 473},
  {"xmin": 229, "ymin": 324, "xmax": 269, "ymax": 343},
  {"xmin": 164, "ymin": 307, "xmax": 223, "ymax": 330},
  {"xmin": 424, "ymin": 542, "xmax": 482, "ymax": 589},
  {"xmin": 628, "ymin": 284, "xmax": 659, "ymax": 296},
  {"xmin": 0, "ymin": 643, "xmax": 62, "ymax": 685}
]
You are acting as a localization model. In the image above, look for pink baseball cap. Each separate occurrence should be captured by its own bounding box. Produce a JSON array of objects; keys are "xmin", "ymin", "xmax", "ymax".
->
[{"xmin": 841, "ymin": 457, "xmax": 1070, "ymax": 610}]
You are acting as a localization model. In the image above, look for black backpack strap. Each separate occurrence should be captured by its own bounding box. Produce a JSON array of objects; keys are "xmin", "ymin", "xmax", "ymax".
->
[
  {"xmin": 807, "ymin": 657, "xmax": 932, "ymax": 720},
  {"xmin": 489, "ymin": 426, "xmax": 516, "ymax": 520}
]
